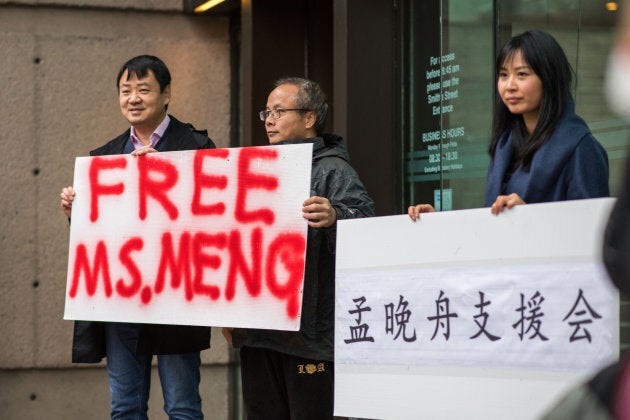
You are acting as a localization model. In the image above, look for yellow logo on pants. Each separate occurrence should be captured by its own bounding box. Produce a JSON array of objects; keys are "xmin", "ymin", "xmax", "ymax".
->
[{"xmin": 298, "ymin": 363, "xmax": 325, "ymax": 374}]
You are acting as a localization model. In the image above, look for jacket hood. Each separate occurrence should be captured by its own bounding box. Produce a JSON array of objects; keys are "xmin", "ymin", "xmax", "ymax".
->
[
  {"xmin": 317, "ymin": 133, "xmax": 350, "ymax": 162},
  {"xmin": 272, "ymin": 133, "xmax": 351, "ymax": 163}
]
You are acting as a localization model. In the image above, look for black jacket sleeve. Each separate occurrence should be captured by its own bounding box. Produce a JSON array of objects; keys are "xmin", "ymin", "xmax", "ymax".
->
[{"xmin": 603, "ymin": 160, "xmax": 630, "ymax": 297}]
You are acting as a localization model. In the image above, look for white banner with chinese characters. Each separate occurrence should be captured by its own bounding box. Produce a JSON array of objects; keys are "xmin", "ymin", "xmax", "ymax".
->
[{"xmin": 334, "ymin": 198, "xmax": 618, "ymax": 420}]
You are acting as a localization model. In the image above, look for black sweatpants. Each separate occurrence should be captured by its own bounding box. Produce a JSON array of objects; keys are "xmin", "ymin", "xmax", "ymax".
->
[{"xmin": 240, "ymin": 346, "xmax": 336, "ymax": 420}]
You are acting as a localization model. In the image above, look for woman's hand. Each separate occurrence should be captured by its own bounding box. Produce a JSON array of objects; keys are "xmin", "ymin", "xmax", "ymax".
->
[
  {"xmin": 490, "ymin": 193, "xmax": 526, "ymax": 214},
  {"xmin": 408, "ymin": 204, "xmax": 436, "ymax": 221}
]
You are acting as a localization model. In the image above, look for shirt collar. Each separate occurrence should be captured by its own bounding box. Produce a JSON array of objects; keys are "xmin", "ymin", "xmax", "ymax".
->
[{"xmin": 130, "ymin": 115, "xmax": 171, "ymax": 150}]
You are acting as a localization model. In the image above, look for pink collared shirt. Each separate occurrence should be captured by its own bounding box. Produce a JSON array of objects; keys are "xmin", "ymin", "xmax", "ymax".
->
[{"xmin": 130, "ymin": 115, "xmax": 171, "ymax": 150}]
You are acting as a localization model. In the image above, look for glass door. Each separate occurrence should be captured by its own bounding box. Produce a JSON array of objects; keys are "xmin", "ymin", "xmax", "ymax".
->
[{"xmin": 402, "ymin": 0, "xmax": 494, "ymax": 211}]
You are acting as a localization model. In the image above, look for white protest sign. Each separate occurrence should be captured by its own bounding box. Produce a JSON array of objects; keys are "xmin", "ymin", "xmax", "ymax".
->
[
  {"xmin": 334, "ymin": 198, "xmax": 618, "ymax": 420},
  {"xmin": 64, "ymin": 144, "xmax": 312, "ymax": 331}
]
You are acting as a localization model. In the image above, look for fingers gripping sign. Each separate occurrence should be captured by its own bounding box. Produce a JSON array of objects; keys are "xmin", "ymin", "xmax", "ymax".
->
[
  {"xmin": 131, "ymin": 146, "xmax": 158, "ymax": 156},
  {"xmin": 302, "ymin": 196, "xmax": 336, "ymax": 228},
  {"xmin": 490, "ymin": 193, "xmax": 526, "ymax": 215},
  {"xmin": 407, "ymin": 204, "xmax": 436, "ymax": 221},
  {"xmin": 60, "ymin": 186, "xmax": 76, "ymax": 218}
]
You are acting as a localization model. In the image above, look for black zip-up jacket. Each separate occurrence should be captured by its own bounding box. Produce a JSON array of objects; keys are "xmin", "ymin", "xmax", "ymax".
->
[
  {"xmin": 232, "ymin": 134, "xmax": 375, "ymax": 361},
  {"xmin": 603, "ymin": 160, "xmax": 630, "ymax": 298}
]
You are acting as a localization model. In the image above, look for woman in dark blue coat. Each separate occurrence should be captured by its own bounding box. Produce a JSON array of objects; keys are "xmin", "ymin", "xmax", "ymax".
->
[
  {"xmin": 409, "ymin": 30, "xmax": 609, "ymax": 220},
  {"xmin": 485, "ymin": 29, "xmax": 609, "ymax": 214}
]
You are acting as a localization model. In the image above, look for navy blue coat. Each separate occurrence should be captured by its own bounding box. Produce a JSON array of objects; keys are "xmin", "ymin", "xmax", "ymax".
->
[{"xmin": 485, "ymin": 104, "xmax": 609, "ymax": 206}]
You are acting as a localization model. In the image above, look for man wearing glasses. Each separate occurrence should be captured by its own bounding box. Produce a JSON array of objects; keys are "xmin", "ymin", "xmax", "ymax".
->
[{"xmin": 223, "ymin": 77, "xmax": 375, "ymax": 419}]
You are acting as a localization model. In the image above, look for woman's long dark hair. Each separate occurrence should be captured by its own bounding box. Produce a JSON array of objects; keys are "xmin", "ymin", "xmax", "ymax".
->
[{"xmin": 489, "ymin": 30, "xmax": 574, "ymax": 170}]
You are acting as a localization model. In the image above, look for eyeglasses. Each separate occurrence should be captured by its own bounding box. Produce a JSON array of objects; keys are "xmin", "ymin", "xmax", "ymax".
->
[{"xmin": 259, "ymin": 108, "xmax": 311, "ymax": 121}]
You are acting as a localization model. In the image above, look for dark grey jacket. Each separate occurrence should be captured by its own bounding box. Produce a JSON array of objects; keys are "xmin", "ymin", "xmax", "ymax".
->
[
  {"xmin": 232, "ymin": 134, "xmax": 375, "ymax": 361},
  {"xmin": 72, "ymin": 115, "xmax": 215, "ymax": 363}
]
